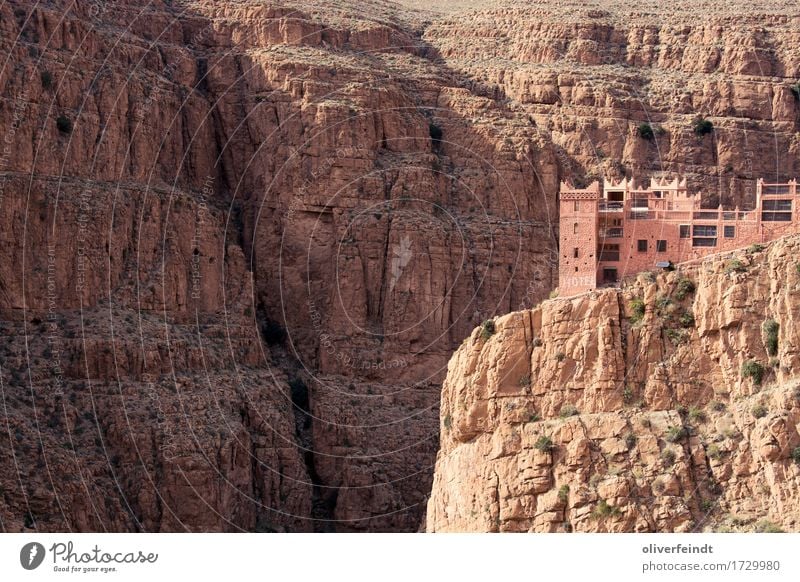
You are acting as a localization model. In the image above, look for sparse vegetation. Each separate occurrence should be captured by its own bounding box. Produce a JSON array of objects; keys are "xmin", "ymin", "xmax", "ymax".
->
[
  {"xmin": 665, "ymin": 328, "xmax": 688, "ymax": 345},
  {"xmin": 665, "ymin": 425, "xmax": 688, "ymax": 443},
  {"xmin": 688, "ymin": 407, "xmax": 706, "ymax": 423},
  {"xmin": 555, "ymin": 351, "xmax": 566, "ymax": 362},
  {"xmin": 559, "ymin": 404, "xmax": 579, "ymax": 418},
  {"xmin": 706, "ymin": 444, "xmax": 721, "ymax": 460},
  {"xmin": 710, "ymin": 400, "xmax": 726, "ymax": 412},
  {"xmin": 700, "ymin": 499, "xmax": 715, "ymax": 513},
  {"xmin": 528, "ymin": 412, "xmax": 540, "ymax": 423},
  {"xmin": 558, "ymin": 485, "xmax": 570, "ymax": 503},
  {"xmin": 762, "ymin": 319, "xmax": 779, "ymax": 357},
  {"xmin": 741, "ymin": 360, "xmax": 765, "ymax": 386},
  {"xmin": 592, "ymin": 499, "xmax": 620, "ymax": 519},
  {"xmin": 674, "ymin": 277, "xmax": 695, "ymax": 301},
  {"xmin": 679, "ymin": 311, "xmax": 695, "ymax": 328},
  {"xmin": 754, "ymin": 520, "xmax": 784, "ymax": 533},
  {"xmin": 625, "ymin": 433, "xmax": 637, "ymax": 449},
  {"xmin": 56, "ymin": 114, "xmax": 73, "ymax": 134},
  {"xmin": 629, "ymin": 297, "xmax": 645, "ymax": 324},
  {"xmin": 622, "ymin": 385, "xmax": 634, "ymax": 405},
  {"xmin": 751, "ymin": 404, "xmax": 768, "ymax": 419},
  {"xmin": 790, "ymin": 446, "xmax": 800, "ymax": 465},
  {"xmin": 480, "ymin": 320, "xmax": 496, "ymax": 340},
  {"xmin": 692, "ymin": 116, "xmax": 714, "ymax": 136},
  {"xmin": 637, "ymin": 123, "xmax": 655, "ymax": 140},
  {"xmin": 724, "ymin": 259, "xmax": 747, "ymax": 274},
  {"xmin": 443, "ymin": 414, "xmax": 452, "ymax": 430},
  {"xmin": 549, "ymin": 289, "xmax": 559, "ymax": 299},
  {"xmin": 534, "ymin": 435, "xmax": 554, "ymax": 451},
  {"xmin": 747, "ymin": 243, "xmax": 765, "ymax": 254},
  {"xmin": 532, "ymin": 337, "xmax": 543, "ymax": 347},
  {"xmin": 791, "ymin": 82, "xmax": 800, "ymax": 100},
  {"xmin": 661, "ymin": 448, "xmax": 677, "ymax": 466},
  {"xmin": 518, "ymin": 374, "xmax": 531, "ymax": 387}
]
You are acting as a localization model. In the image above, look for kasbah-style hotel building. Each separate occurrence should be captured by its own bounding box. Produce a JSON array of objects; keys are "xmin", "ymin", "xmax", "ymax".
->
[{"xmin": 558, "ymin": 177, "xmax": 799, "ymax": 297}]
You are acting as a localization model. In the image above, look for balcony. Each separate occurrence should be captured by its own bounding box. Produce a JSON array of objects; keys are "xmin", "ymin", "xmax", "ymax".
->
[
  {"xmin": 599, "ymin": 228, "xmax": 623, "ymax": 238},
  {"xmin": 598, "ymin": 251, "xmax": 620, "ymax": 261},
  {"xmin": 599, "ymin": 201, "xmax": 624, "ymax": 212}
]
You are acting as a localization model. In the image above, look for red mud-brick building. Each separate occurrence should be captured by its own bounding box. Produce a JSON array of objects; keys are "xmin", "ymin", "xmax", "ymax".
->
[{"xmin": 558, "ymin": 177, "xmax": 799, "ymax": 296}]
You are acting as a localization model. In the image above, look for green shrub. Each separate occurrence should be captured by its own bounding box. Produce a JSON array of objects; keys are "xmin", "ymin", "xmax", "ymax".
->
[
  {"xmin": 592, "ymin": 499, "xmax": 620, "ymax": 519},
  {"xmin": 549, "ymin": 289, "xmax": 559, "ymax": 299},
  {"xmin": 688, "ymin": 407, "xmax": 706, "ymax": 423},
  {"xmin": 700, "ymin": 499, "xmax": 715, "ymax": 513},
  {"xmin": 747, "ymin": 243, "xmax": 765, "ymax": 254},
  {"xmin": 559, "ymin": 404, "xmax": 579, "ymax": 418},
  {"xmin": 661, "ymin": 448, "xmax": 677, "ymax": 466},
  {"xmin": 532, "ymin": 337, "xmax": 543, "ymax": 347},
  {"xmin": 40, "ymin": 70, "xmax": 53, "ymax": 89},
  {"xmin": 480, "ymin": 320, "xmax": 496, "ymax": 340},
  {"xmin": 790, "ymin": 446, "xmax": 800, "ymax": 464},
  {"xmin": 534, "ymin": 435, "xmax": 554, "ymax": 451},
  {"xmin": 555, "ymin": 351, "xmax": 565, "ymax": 362},
  {"xmin": 674, "ymin": 277, "xmax": 695, "ymax": 301},
  {"xmin": 622, "ymin": 385, "xmax": 634, "ymax": 404},
  {"xmin": 629, "ymin": 298, "xmax": 645, "ymax": 324},
  {"xmin": 655, "ymin": 294, "xmax": 672, "ymax": 313},
  {"xmin": 751, "ymin": 404, "xmax": 768, "ymax": 419},
  {"xmin": 710, "ymin": 400, "xmax": 726, "ymax": 412},
  {"xmin": 724, "ymin": 259, "xmax": 746, "ymax": 274},
  {"xmin": 665, "ymin": 425, "xmax": 688, "ymax": 443},
  {"xmin": 528, "ymin": 412, "xmax": 540, "ymax": 423},
  {"xmin": 56, "ymin": 115, "xmax": 73, "ymax": 134},
  {"xmin": 741, "ymin": 360, "xmax": 765, "ymax": 385},
  {"xmin": 679, "ymin": 311, "xmax": 695, "ymax": 328},
  {"xmin": 637, "ymin": 123, "xmax": 655, "ymax": 140},
  {"xmin": 762, "ymin": 319, "xmax": 779, "ymax": 357},
  {"xmin": 625, "ymin": 433, "xmax": 637, "ymax": 449},
  {"xmin": 443, "ymin": 414, "xmax": 452, "ymax": 429},
  {"xmin": 665, "ymin": 328, "xmax": 688, "ymax": 345},
  {"xmin": 518, "ymin": 374, "xmax": 531, "ymax": 387},
  {"xmin": 558, "ymin": 485, "xmax": 570, "ymax": 503},
  {"xmin": 706, "ymin": 444, "xmax": 721, "ymax": 459},
  {"xmin": 792, "ymin": 83, "xmax": 800, "ymax": 100},
  {"xmin": 693, "ymin": 117, "xmax": 714, "ymax": 136}
]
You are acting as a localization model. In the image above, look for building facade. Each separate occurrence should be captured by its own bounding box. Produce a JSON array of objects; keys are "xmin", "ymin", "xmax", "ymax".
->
[{"xmin": 558, "ymin": 177, "xmax": 799, "ymax": 296}]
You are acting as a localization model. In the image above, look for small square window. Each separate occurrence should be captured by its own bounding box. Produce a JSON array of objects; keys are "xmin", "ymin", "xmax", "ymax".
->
[
  {"xmin": 724, "ymin": 225, "xmax": 735, "ymax": 238},
  {"xmin": 656, "ymin": 240, "xmax": 667, "ymax": 252},
  {"xmin": 637, "ymin": 240, "xmax": 648, "ymax": 252},
  {"xmin": 573, "ymin": 200, "xmax": 580, "ymax": 212},
  {"xmin": 679, "ymin": 225, "xmax": 690, "ymax": 238}
]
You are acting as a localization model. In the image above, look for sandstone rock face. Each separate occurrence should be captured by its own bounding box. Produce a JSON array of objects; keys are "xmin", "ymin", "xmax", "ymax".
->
[{"xmin": 428, "ymin": 235, "xmax": 800, "ymax": 532}]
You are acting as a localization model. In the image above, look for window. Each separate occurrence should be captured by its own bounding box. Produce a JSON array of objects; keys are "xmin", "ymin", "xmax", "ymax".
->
[
  {"xmin": 762, "ymin": 200, "xmax": 792, "ymax": 211},
  {"xmin": 573, "ymin": 223, "xmax": 578, "ymax": 234},
  {"xmin": 692, "ymin": 238, "xmax": 717, "ymax": 247},
  {"xmin": 656, "ymin": 240, "xmax": 667, "ymax": 252},
  {"xmin": 637, "ymin": 240, "xmax": 648, "ymax": 252},
  {"xmin": 692, "ymin": 225, "xmax": 717, "ymax": 238},
  {"xmin": 573, "ymin": 200, "xmax": 580, "ymax": 212},
  {"xmin": 573, "ymin": 248, "xmax": 579, "ymax": 258},
  {"xmin": 724, "ymin": 225, "xmax": 735, "ymax": 238},
  {"xmin": 632, "ymin": 198, "xmax": 648, "ymax": 209},
  {"xmin": 679, "ymin": 225, "xmax": 690, "ymax": 238}
]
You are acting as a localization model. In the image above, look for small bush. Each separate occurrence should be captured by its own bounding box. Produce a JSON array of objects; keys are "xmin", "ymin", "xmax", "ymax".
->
[
  {"xmin": 518, "ymin": 374, "xmax": 531, "ymax": 387},
  {"xmin": 751, "ymin": 404, "xmax": 768, "ymax": 419},
  {"xmin": 665, "ymin": 328, "xmax": 688, "ymax": 345},
  {"xmin": 741, "ymin": 360, "xmax": 765, "ymax": 386},
  {"xmin": 665, "ymin": 425, "xmax": 688, "ymax": 443},
  {"xmin": 707, "ymin": 444, "xmax": 721, "ymax": 460},
  {"xmin": 559, "ymin": 404, "xmax": 579, "ymax": 418},
  {"xmin": 534, "ymin": 435, "xmax": 554, "ymax": 451},
  {"xmin": 724, "ymin": 259, "xmax": 746, "ymax": 274},
  {"xmin": 747, "ymin": 243, "xmax": 765, "ymax": 254},
  {"xmin": 625, "ymin": 433, "xmax": 637, "ymax": 449},
  {"xmin": 41, "ymin": 70, "xmax": 53, "ymax": 89},
  {"xmin": 710, "ymin": 400, "xmax": 726, "ymax": 412},
  {"xmin": 674, "ymin": 277, "xmax": 695, "ymax": 301},
  {"xmin": 592, "ymin": 499, "xmax": 620, "ymax": 518},
  {"xmin": 555, "ymin": 351, "xmax": 565, "ymax": 362},
  {"xmin": 790, "ymin": 446, "xmax": 800, "ymax": 464},
  {"xmin": 622, "ymin": 385, "xmax": 634, "ymax": 404},
  {"xmin": 549, "ymin": 289, "xmax": 559, "ymax": 299},
  {"xmin": 792, "ymin": 83, "xmax": 800, "ymax": 100},
  {"xmin": 693, "ymin": 116, "xmax": 714, "ymax": 136},
  {"xmin": 637, "ymin": 123, "xmax": 655, "ymax": 140},
  {"xmin": 679, "ymin": 311, "xmax": 695, "ymax": 328},
  {"xmin": 532, "ymin": 337, "xmax": 543, "ymax": 347},
  {"xmin": 528, "ymin": 412, "xmax": 540, "ymax": 423},
  {"xmin": 558, "ymin": 485, "xmax": 570, "ymax": 503},
  {"xmin": 629, "ymin": 298, "xmax": 645, "ymax": 324},
  {"xmin": 688, "ymin": 407, "xmax": 706, "ymax": 423},
  {"xmin": 661, "ymin": 448, "xmax": 677, "ymax": 466},
  {"xmin": 480, "ymin": 320, "xmax": 496, "ymax": 340},
  {"xmin": 762, "ymin": 319, "xmax": 779, "ymax": 357},
  {"xmin": 56, "ymin": 115, "xmax": 73, "ymax": 134},
  {"xmin": 700, "ymin": 499, "xmax": 715, "ymax": 513},
  {"xmin": 443, "ymin": 414, "xmax": 452, "ymax": 429}
]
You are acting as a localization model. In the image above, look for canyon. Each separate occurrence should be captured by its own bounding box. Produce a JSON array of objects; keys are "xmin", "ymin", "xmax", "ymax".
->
[{"xmin": 0, "ymin": 0, "xmax": 798, "ymax": 532}]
